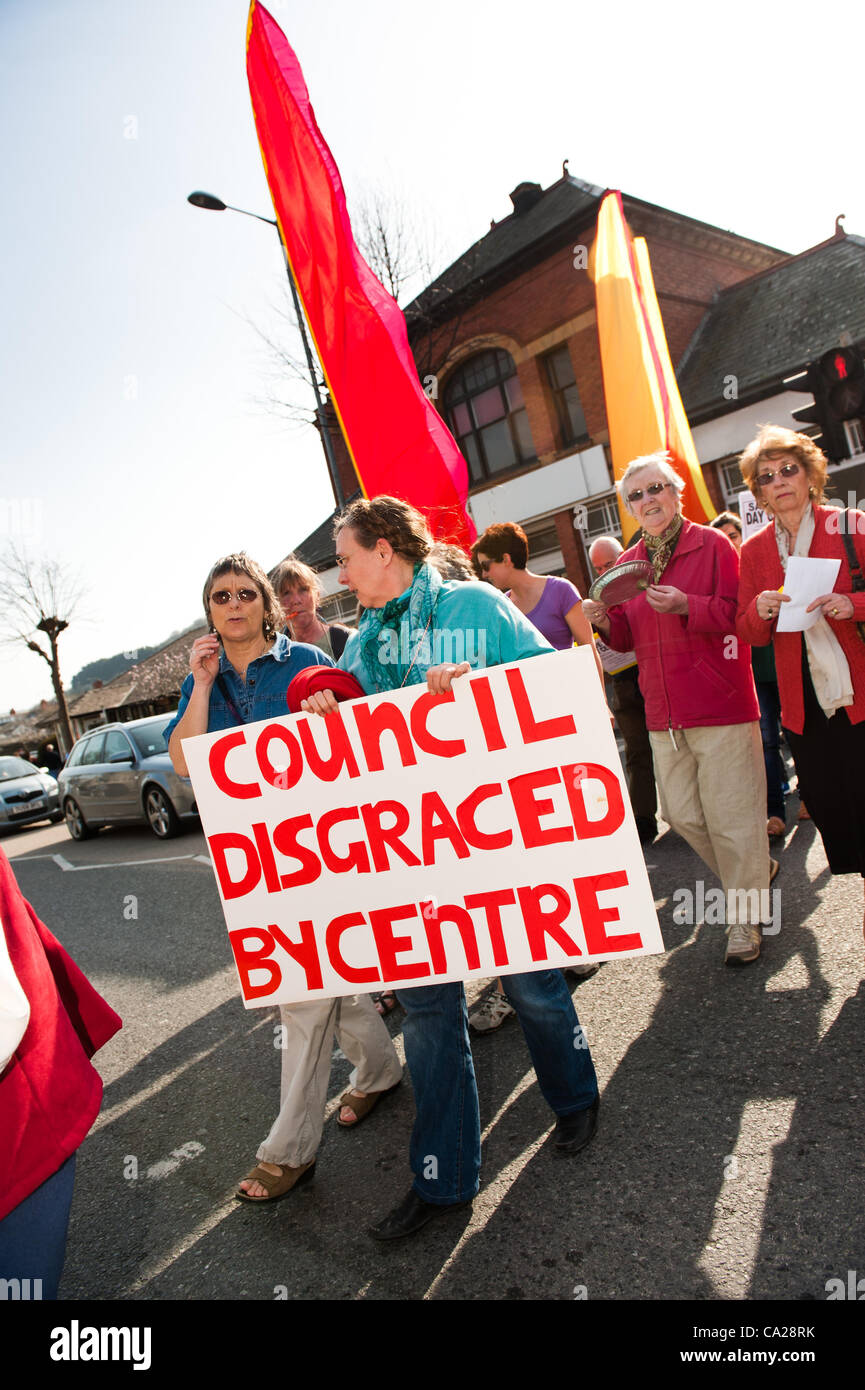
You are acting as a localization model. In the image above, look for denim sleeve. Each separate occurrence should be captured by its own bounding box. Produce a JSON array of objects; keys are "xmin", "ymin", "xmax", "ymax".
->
[{"xmin": 162, "ymin": 674, "xmax": 194, "ymax": 747}]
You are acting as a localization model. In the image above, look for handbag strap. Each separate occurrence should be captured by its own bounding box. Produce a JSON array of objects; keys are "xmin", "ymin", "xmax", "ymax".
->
[
  {"xmin": 841, "ymin": 513, "xmax": 865, "ymax": 592},
  {"xmin": 215, "ymin": 673, "xmax": 246, "ymax": 725}
]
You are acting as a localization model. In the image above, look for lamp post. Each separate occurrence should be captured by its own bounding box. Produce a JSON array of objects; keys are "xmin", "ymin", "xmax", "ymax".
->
[{"xmin": 187, "ymin": 190, "xmax": 345, "ymax": 509}]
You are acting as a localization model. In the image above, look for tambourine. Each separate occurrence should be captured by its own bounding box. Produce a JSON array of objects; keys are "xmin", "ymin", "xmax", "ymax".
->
[{"xmin": 588, "ymin": 559, "xmax": 654, "ymax": 606}]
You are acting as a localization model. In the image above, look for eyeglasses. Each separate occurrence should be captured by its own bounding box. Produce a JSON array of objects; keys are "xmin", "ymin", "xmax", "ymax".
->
[
  {"xmin": 210, "ymin": 588, "xmax": 259, "ymax": 605},
  {"xmin": 478, "ymin": 560, "xmax": 493, "ymax": 574},
  {"xmin": 754, "ymin": 461, "xmax": 801, "ymax": 488},
  {"xmin": 626, "ymin": 481, "xmax": 672, "ymax": 504}
]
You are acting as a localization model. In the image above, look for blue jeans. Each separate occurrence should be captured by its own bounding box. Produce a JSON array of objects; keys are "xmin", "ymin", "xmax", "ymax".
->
[
  {"xmin": 395, "ymin": 971, "xmax": 599, "ymax": 1204},
  {"xmin": 756, "ymin": 679, "xmax": 785, "ymax": 822},
  {"xmin": 0, "ymin": 1153, "xmax": 76, "ymax": 1300}
]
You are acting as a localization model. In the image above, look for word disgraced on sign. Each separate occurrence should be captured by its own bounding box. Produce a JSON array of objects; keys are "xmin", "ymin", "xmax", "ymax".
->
[{"xmin": 184, "ymin": 647, "xmax": 664, "ymax": 1005}]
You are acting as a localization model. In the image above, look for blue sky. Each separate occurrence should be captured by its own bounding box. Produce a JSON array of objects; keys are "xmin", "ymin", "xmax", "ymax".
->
[{"xmin": 2, "ymin": 0, "xmax": 862, "ymax": 710}]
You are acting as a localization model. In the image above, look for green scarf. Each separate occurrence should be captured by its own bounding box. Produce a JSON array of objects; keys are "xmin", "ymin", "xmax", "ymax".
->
[{"xmin": 358, "ymin": 562, "xmax": 442, "ymax": 692}]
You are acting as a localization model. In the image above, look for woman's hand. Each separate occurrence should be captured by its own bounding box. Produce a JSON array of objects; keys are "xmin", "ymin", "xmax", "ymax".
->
[
  {"xmin": 756, "ymin": 590, "xmax": 791, "ymax": 622},
  {"xmin": 645, "ymin": 584, "xmax": 689, "ymax": 615},
  {"xmin": 426, "ymin": 662, "xmax": 471, "ymax": 694},
  {"xmin": 301, "ymin": 690, "xmax": 339, "ymax": 717},
  {"xmin": 190, "ymin": 634, "xmax": 221, "ymax": 688},
  {"xmin": 806, "ymin": 593, "xmax": 855, "ymax": 621},
  {"xmin": 582, "ymin": 598, "xmax": 609, "ymax": 627}
]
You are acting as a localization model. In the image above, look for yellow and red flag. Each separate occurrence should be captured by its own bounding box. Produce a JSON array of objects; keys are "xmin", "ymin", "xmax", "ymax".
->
[
  {"xmin": 246, "ymin": 3, "xmax": 475, "ymax": 548},
  {"xmin": 589, "ymin": 191, "xmax": 715, "ymax": 542}
]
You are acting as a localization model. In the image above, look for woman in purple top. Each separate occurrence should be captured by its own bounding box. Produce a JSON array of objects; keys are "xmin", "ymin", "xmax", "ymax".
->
[
  {"xmin": 469, "ymin": 521, "xmax": 607, "ymax": 1031},
  {"xmin": 473, "ymin": 522, "xmax": 605, "ymax": 679}
]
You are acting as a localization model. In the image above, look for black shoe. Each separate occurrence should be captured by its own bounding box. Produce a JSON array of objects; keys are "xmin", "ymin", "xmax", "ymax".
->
[
  {"xmin": 553, "ymin": 1097, "xmax": 599, "ymax": 1154},
  {"xmin": 368, "ymin": 1188, "xmax": 471, "ymax": 1241},
  {"xmin": 636, "ymin": 816, "xmax": 657, "ymax": 845}
]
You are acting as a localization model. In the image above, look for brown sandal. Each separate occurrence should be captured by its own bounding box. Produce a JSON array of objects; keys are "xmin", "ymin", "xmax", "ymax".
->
[
  {"xmin": 235, "ymin": 1159, "xmax": 315, "ymax": 1203},
  {"xmin": 336, "ymin": 1081, "xmax": 400, "ymax": 1128}
]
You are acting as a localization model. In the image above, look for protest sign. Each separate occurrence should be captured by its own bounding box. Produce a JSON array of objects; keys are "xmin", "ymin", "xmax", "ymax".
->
[
  {"xmin": 183, "ymin": 646, "xmax": 664, "ymax": 1007},
  {"xmin": 738, "ymin": 489, "xmax": 769, "ymax": 543}
]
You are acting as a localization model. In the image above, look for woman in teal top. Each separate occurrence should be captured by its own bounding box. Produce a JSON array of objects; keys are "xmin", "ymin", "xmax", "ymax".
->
[{"xmin": 302, "ymin": 495, "xmax": 600, "ymax": 1241}]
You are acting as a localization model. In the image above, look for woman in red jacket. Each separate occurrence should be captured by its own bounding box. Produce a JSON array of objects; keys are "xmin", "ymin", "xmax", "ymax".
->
[
  {"xmin": 584, "ymin": 451, "xmax": 773, "ymax": 967},
  {"xmin": 0, "ymin": 848, "xmax": 121, "ymax": 1297},
  {"xmin": 736, "ymin": 426, "xmax": 865, "ymax": 936}
]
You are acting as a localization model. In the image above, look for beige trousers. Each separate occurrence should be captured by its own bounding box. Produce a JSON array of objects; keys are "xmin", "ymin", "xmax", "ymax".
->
[
  {"xmin": 257, "ymin": 994, "xmax": 403, "ymax": 1167},
  {"xmin": 649, "ymin": 721, "xmax": 770, "ymax": 925}
]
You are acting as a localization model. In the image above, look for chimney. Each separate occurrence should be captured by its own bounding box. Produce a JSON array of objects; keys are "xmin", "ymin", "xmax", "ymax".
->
[{"xmin": 509, "ymin": 182, "xmax": 543, "ymax": 216}]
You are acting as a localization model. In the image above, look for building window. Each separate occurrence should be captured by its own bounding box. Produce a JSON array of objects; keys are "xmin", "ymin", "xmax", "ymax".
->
[
  {"xmin": 543, "ymin": 345, "xmax": 587, "ymax": 449},
  {"xmin": 319, "ymin": 591, "xmax": 360, "ymax": 626},
  {"xmin": 844, "ymin": 418, "xmax": 865, "ymax": 457},
  {"xmin": 444, "ymin": 349, "xmax": 536, "ymax": 483},
  {"xmin": 718, "ymin": 456, "xmax": 747, "ymax": 505}
]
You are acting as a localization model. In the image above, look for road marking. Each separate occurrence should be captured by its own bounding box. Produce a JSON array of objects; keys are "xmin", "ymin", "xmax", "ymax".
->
[
  {"xmin": 145, "ymin": 1141, "xmax": 205, "ymax": 1181},
  {"xmin": 49, "ymin": 852, "xmax": 208, "ymax": 872}
]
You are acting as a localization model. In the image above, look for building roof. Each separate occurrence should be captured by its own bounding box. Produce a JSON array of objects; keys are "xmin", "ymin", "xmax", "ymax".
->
[
  {"xmin": 282, "ymin": 489, "xmax": 362, "ymax": 572},
  {"xmin": 678, "ymin": 233, "xmax": 865, "ymax": 419},
  {"xmin": 405, "ymin": 173, "xmax": 782, "ymax": 329},
  {"xmin": 67, "ymin": 627, "xmax": 206, "ymax": 717}
]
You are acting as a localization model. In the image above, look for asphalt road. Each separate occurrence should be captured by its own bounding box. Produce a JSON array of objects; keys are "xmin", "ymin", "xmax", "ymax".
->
[{"xmin": 5, "ymin": 804, "xmax": 865, "ymax": 1307}]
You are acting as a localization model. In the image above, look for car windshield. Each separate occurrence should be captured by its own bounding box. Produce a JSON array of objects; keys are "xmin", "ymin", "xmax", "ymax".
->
[
  {"xmin": 0, "ymin": 757, "xmax": 39, "ymax": 782},
  {"xmin": 127, "ymin": 718, "xmax": 172, "ymax": 760}
]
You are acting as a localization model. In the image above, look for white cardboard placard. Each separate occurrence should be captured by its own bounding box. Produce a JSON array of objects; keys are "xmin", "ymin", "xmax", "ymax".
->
[{"xmin": 183, "ymin": 647, "xmax": 664, "ymax": 1007}]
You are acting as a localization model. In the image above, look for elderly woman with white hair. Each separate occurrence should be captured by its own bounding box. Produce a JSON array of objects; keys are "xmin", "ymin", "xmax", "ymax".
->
[{"xmin": 583, "ymin": 452, "xmax": 775, "ymax": 966}]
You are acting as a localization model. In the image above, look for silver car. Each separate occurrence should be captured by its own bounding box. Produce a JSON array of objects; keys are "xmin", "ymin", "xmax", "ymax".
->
[
  {"xmin": 0, "ymin": 756, "xmax": 63, "ymax": 831},
  {"xmin": 58, "ymin": 714, "xmax": 198, "ymax": 841}
]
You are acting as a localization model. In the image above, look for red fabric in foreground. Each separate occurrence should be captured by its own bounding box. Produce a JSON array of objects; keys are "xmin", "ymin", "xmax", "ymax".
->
[
  {"xmin": 286, "ymin": 665, "xmax": 365, "ymax": 713},
  {"xmin": 246, "ymin": 3, "xmax": 475, "ymax": 548},
  {"xmin": 0, "ymin": 849, "xmax": 121, "ymax": 1221}
]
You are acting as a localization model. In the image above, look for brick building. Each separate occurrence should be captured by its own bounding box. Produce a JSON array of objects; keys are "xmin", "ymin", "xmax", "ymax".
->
[{"xmin": 291, "ymin": 171, "xmax": 865, "ymax": 609}]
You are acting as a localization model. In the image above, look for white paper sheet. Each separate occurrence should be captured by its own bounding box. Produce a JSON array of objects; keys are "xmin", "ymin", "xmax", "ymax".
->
[{"xmin": 776, "ymin": 556, "xmax": 841, "ymax": 632}]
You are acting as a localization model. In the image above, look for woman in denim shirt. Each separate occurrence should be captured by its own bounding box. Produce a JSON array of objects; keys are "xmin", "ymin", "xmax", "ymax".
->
[{"xmin": 166, "ymin": 553, "xmax": 402, "ymax": 1203}]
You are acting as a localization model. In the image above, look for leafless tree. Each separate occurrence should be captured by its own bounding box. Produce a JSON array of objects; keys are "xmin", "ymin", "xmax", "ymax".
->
[
  {"xmin": 243, "ymin": 187, "xmax": 469, "ymax": 431},
  {"xmin": 0, "ymin": 546, "xmax": 87, "ymax": 752}
]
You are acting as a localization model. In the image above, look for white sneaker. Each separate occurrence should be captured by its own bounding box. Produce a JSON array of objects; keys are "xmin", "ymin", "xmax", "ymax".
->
[
  {"xmin": 469, "ymin": 991, "xmax": 516, "ymax": 1033},
  {"xmin": 725, "ymin": 922, "xmax": 761, "ymax": 966}
]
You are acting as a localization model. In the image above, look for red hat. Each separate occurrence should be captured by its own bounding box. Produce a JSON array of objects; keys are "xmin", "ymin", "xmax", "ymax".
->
[{"xmin": 286, "ymin": 665, "xmax": 366, "ymax": 713}]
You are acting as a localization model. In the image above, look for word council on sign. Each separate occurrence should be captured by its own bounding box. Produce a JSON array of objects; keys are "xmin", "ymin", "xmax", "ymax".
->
[{"xmin": 183, "ymin": 646, "xmax": 664, "ymax": 1006}]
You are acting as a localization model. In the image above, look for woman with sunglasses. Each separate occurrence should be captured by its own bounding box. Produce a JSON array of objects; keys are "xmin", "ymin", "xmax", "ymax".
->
[
  {"xmin": 165, "ymin": 553, "xmax": 402, "ymax": 1203},
  {"xmin": 583, "ymin": 453, "xmax": 773, "ymax": 967},
  {"xmin": 736, "ymin": 427, "xmax": 865, "ymax": 944}
]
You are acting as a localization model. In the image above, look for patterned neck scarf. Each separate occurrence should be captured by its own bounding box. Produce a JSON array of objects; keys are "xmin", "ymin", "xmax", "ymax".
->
[
  {"xmin": 642, "ymin": 513, "xmax": 684, "ymax": 582},
  {"xmin": 358, "ymin": 561, "xmax": 443, "ymax": 693}
]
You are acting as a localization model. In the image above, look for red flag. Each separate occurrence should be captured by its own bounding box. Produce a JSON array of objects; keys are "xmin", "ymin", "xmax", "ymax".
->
[{"xmin": 246, "ymin": 3, "xmax": 475, "ymax": 548}]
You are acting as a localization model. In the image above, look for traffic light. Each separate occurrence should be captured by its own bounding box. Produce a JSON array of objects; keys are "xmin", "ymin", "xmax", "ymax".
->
[{"xmin": 784, "ymin": 347, "xmax": 865, "ymax": 462}]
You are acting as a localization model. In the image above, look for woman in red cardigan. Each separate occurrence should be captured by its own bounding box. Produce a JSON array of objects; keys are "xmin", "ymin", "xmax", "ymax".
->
[
  {"xmin": 0, "ymin": 848, "xmax": 121, "ymax": 1296},
  {"xmin": 736, "ymin": 426, "xmax": 865, "ymax": 938}
]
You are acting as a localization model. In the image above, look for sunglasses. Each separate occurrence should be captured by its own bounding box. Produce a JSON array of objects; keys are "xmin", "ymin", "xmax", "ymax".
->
[
  {"xmin": 626, "ymin": 481, "xmax": 672, "ymax": 504},
  {"xmin": 210, "ymin": 587, "xmax": 259, "ymax": 605},
  {"xmin": 754, "ymin": 461, "xmax": 801, "ymax": 488},
  {"xmin": 478, "ymin": 560, "xmax": 493, "ymax": 573}
]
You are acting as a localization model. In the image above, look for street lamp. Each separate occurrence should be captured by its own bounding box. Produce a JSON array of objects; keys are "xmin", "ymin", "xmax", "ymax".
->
[{"xmin": 187, "ymin": 190, "xmax": 345, "ymax": 509}]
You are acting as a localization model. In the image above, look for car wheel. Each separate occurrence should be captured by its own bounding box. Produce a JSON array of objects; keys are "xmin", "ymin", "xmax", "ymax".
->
[
  {"xmin": 144, "ymin": 786, "xmax": 181, "ymax": 839},
  {"xmin": 64, "ymin": 798, "xmax": 96, "ymax": 841}
]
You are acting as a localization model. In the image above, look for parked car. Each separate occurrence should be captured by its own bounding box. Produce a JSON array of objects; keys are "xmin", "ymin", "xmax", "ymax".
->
[
  {"xmin": 58, "ymin": 714, "xmax": 199, "ymax": 841},
  {"xmin": 0, "ymin": 756, "xmax": 63, "ymax": 832}
]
